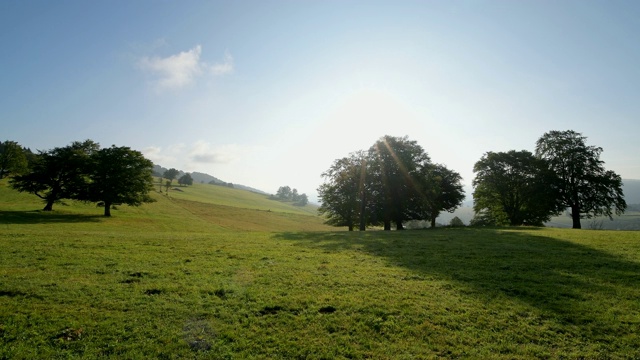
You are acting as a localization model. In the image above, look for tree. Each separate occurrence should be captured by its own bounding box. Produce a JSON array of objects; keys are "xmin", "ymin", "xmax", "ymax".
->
[
  {"xmin": 276, "ymin": 186, "xmax": 292, "ymax": 200},
  {"xmin": 535, "ymin": 130, "xmax": 626, "ymax": 229},
  {"xmin": 0, "ymin": 141, "xmax": 28, "ymax": 179},
  {"xmin": 472, "ymin": 150, "xmax": 559, "ymax": 226},
  {"xmin": 420, "ymin": 163, "xmax": 465, "ymax": 228},
  {"xmin": 88, "ymin": 145, "xmax": 155, "ymax": 217},
  {"xmin": 178, "ymin": 173, "xmax": 193, "ymax": 186},
  {"xmin": 295, "ymin": 193, "xmax": 309, "ymax": 206},
  {"xmin": 10, "ymin": 140, "xmax": 99, "ymax": 211},
  {"xmin": 163, "ymin": 168, "xmax": 179, "ymax": 186},
  {"xmin": 368, "ymin": 135, "xmax": 431, "ymax": 230},
  {"xmin": 318, "ymin": 151, "xmax": 368, "ymax": 231},
  {"xmin": 449, "ymin": 216, "xmax": 465, "ymax": 227}
]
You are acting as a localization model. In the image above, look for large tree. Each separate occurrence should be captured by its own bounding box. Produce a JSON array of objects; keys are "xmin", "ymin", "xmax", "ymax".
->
[
  {"xmin": 420, "ymin": 163, "xmax": 465, "ymax": 228},
  {"xmin": 368, "ymin": 135, "xmax": 431, "ymax": 230},
  {"xmin": 318, "ymin": 151, "xmax": 368, "ymax": 231},
  {"xmin": 472, "ymin": 150, "xmax": 558, "ymax": 226},
  {"xmin": 535, "ymin": 130, "xmax": 626, "ymax": 229},
  {"xmin": 88, "ymin": 145, "xmax": 155, "ymax": 217},
  {"xmin": 0, "ymin": 141, "xmax": 29, "ymax": 179},
  {"xmin": 10, "ymin": 140, "xmax": 99, "ymax": 211}
]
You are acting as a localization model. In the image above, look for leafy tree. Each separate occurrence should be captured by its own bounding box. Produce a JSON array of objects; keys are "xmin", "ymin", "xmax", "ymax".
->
[
  {"xmin": 178, "ymin": 173, "xmax": 193, "ymax": 186},
  {"xmin": 535, "ymin": 130, "xmax": 626, "ymax": 229},
  {"xmin": 449, "ymin": 216, "xmax": 465, "ymax": 227},
  {"xmin": 368, "ymin": 135, "xmax": 431, "ymax": 230},
  {"xmin": 472, "ymin": 150, "xmax": 558, "ymax": 226},
  {"xmin": 318, "ymin": 151, "xmax": 368, "ymax": 231},
  {"xmin": 0, "ymin": 141, "xmax": 29, "ymax": 179},
  {"xmin": 88, "ymin": 145, "xmax": 155, "ymax": 217},
  {"xmin": 420, "ymin": 163, "xmax": 465, "ymax": 228},
  {"xmin": 163, "ymin": 168, "xmax": 179, "ymax": 185},
  {"xmin": 276, "ymin": 186, "xmax": 292, "ymax": 200},
  {"xmin": 295, "ymin": 193, "xmax": 309, "ymax": 206},
  {"xmin": 10, "ymin": 140, "xmax": 99, "ymax": 211}
]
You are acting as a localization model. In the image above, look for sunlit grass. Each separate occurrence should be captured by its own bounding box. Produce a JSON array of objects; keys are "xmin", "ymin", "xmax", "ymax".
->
[{"xmin": 1, "ymin": 179, "xmax": 640, "ymax": 358}]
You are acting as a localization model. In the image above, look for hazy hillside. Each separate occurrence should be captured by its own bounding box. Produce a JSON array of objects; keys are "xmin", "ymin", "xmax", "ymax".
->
[
  {"xmin": 153, "ymin": 164, "xmax": 267, "ymax": 195},
  {"xmin": 623, "ymin": 179, "xmax": 640, "ymax": 205}
]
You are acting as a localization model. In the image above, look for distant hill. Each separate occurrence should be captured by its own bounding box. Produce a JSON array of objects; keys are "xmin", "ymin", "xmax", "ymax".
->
[
  {"xmin": 623, "ymin": 179, "xmax": 640, "ymax": 205},
  {"xmin": 152, "ymin": 164, "xmax": 267, "ymax": 195}
]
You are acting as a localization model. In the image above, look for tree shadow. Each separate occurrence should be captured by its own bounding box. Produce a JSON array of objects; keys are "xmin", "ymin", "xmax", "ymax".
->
[
  {"xmin": 0, "ymin": 210, "xmax": 103, "ymax": 224},
  {"xmin": 273, "ymin": 228, "xmax": 640, "ymax": 334}
]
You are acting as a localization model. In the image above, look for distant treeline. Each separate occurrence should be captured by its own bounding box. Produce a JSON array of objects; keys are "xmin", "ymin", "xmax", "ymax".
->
[{"xmin": 270, "ymin": 186, "xmax": 309, "ymax": 206}]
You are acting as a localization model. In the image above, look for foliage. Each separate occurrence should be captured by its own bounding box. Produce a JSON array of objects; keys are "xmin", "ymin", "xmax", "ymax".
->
[
  {"xmin": 163, "ymin": 168, "xmax": 179, "ymax": 185},
  {"xmin": 178, "ymin": 173, "xmax": 194, "ymax": 186},
  {"xmin": 318, "ymin": 135, "xmax": 465, "ymax": 231},
  {"xmin": 10, "ymin": 140, "xmax": 99, "ymax": 211},
  {"xmin": 273, "ymin": 185, "xmax": 309, "ymax": 206},
  {"xmin": 317, "ymin": 151, "xmax": 368, "ymax": 231},
  {"xmin": 0, "ymin": 140, "xmax": 29, "ymax": 178},
  {"xmin": 367, "ymin": 135, "xmax": 432, "ymax": 230},
  {"xmin": 472, "ymin": 150, "xmax": 558, "ymax": 226},
  {"xmin": 535, "ymin": 130, "xmax": 626, "ymax": 229},
  {"xmin": 87, "ymin": 145, "xmax": 155, "ymax": 216},
  {"xmin": 449, "ymin": 216, "xmax": 465, "ymax": 227},
  {"xmin": 420, "ymin": 163, "xmax": 466, "ymax": 228}
]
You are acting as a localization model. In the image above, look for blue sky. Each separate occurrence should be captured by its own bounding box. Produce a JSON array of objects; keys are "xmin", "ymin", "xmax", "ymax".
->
[{"xmin": 2, "ymin": 1, "xmax": 639, "ymax": 201}]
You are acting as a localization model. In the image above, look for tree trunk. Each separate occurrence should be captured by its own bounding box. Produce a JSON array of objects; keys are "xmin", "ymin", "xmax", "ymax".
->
[
  {"xmin": 104, "ymin": 202, "xmax": 112, "ymax": 217},
  {"xmin": 384, "ymin": 220, "xmax": 391, "ymax": 231},
  {"xmin": 43, "ymin": 200, "xmax": 54, "ymax": 211},
  {"xmin": 396, "ymin": 220, "xmax": 404, "ymax": 230},
  {"xmin": 348, "ymin": 224, "xmax": 354, "ymax": 231},
  {"xmin": 571, "ymin": 205, "xmax": 581, "ymax": 229},
  {"xmin": 431, "ymin": 216, "xmax": 436, "ymax": 228},
  {"xmin": 359, "ymin": 193, "xmax": 366, "ymax": 231}
]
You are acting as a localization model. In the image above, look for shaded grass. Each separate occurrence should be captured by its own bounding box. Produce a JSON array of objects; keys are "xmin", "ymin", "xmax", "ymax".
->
[{"xmin": 1, "ymin": 226, "xmax": 639, "ymax": 358}]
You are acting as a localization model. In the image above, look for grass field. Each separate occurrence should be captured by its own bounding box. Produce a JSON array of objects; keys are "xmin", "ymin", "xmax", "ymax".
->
[{"xmin": 2, "ymin": 180, "xmax": 640, "ymax": 358}]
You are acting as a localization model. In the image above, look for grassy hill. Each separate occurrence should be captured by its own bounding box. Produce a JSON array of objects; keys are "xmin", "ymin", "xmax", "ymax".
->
[
  {"xmin": 2, "ymin": 179, "xmax": 640, "ymax": 358},
  {"xmin": 1, "ymin": 179, "xmax": 331, "ymax": 233}
]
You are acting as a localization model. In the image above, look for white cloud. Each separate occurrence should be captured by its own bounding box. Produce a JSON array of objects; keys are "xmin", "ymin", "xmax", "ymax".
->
[
  {"xmin": 211, "ymin": 51, "xmax": 234, "ymax": 75},
  {"xmin": 188, "ymin": 141, "xmax": 238, "ymax": 164},
  {"xmin": 142, "ymin": 146, "xmax": 177, "ymax": 164},
  {"xmin": 138, "ymin": 46, "xmax": 234, "ymax": 91},
  {"xmin": 139, "ymin": 45, "xmax": 204, "ymax": 90}
]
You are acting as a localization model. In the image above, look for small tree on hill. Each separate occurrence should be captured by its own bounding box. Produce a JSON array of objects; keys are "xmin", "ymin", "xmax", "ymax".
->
[
  {"xmin": 178, "ymin": 173, "xmax": 193, "ymax": 186},
  {"xmin": 163, "ymin": 168, "xmax": 179, "ymax": 186},
  {"xmin": 449, "ymin": 216, "xmax": 465, "ymax": 227}
]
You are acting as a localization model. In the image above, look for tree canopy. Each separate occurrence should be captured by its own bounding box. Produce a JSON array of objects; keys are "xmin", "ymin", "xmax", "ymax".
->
[
  {"xmin": 178, "ymin": 173, "xmax": 194, "ymax": 186},
  {"xmin": 472, "ymin": 150, "xmax": 558, "ymax": 226},
  {"xmin": 535, "ymin": 130, "xmax": 626, "ymax": 229},
  {"xmin": 317, "ymin": 151, "xmax": 368, "ymax": 231},
  {"xmin": 0, "ymin": 140, "xmax": 29, "ymax": 179},
  {"xmin": 10, "ymin": 140, "xmax": 155, "ymax": 216},
  {"xmin": 318, "ymin": 135, "xmax": 466, "ymax": 231},
  {"xmin": 88, "ymin": 145, "xmax": 155, "ymax": 217},
  {"xmin": 10, "ymin": 140, "xmax": 99, "ymax": 211}
]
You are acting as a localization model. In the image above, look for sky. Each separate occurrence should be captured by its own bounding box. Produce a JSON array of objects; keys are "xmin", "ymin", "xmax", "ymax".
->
[{"xmin": 2, "ymin": 1, "xmax": 640, "ymax": 202}]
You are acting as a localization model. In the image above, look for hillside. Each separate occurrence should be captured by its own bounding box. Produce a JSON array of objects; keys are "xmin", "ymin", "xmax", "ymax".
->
[
  {"xmin": 152, "ymin": 165, "xmax": 267, "ymax": 195},
  {"xmin": 0, "ymin": 179, "xmax": 332, "ymax": 233}
]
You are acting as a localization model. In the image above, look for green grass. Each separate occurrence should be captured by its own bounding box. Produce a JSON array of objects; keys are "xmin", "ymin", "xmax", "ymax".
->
[{"xmin": 2, "ymin": 180, "xmax": 640, "ymax": 358}]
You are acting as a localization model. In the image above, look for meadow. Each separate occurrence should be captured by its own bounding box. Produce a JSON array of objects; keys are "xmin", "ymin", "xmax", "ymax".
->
[{"xmin": 1, "ymin": 180, "xmax": 640, "ymax": 358}]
